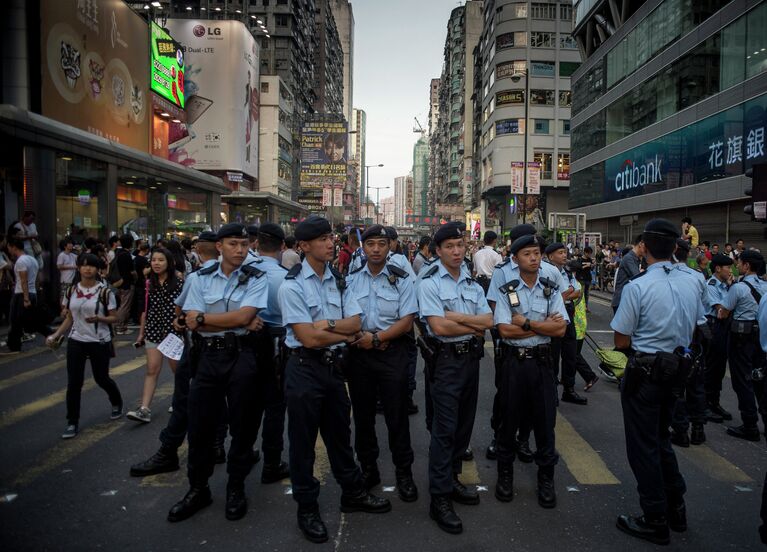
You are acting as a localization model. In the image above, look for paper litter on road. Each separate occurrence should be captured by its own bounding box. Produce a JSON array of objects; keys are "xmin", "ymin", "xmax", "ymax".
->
[
  {"xmin": 0, "ymin": 493, "xmax": 18, "ymax": 503},
  {"xmin": 476, "ymin": 485, "xmax": 488, "ymax": 492},
  {"xmin": 382, "ymin": 486, "xmax": 395, "ymax": 492},
  {"xmin": 284, "ymin": 486, "xmax": 293, "ymax": 495},
  {"xmin": 100, "ymin": 490, "xmax": 118, "ymax": 496},
  {"xmin": 567, "ymin": 486, "xmax": 581, "ymax": 493},
  {"xmin": 734, "ymin": 485, "xmax": 753, "ymax": 492},
  {"xmin": 61, "ymin": 469, "xmax": 72, "ymax": 474}
]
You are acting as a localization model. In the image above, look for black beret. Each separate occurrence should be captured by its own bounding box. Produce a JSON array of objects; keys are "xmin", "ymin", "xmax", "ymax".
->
[
  {"xmin": 384, "ymin": 226, "xmax": 398, "ymax": 240},
  {"xmin": 216, "ymin": 223, "xmax": 248, "ymax": 240},
  {"xmin": 675, "ymin": 238, "xmax": 691, "ymax": 252},
  {"xmin": 510, "ymin": 234, "xmax": 538, "ymax": 255},
  {"xmin": 509, "ymin": 223, "xmax": 537, "ymax": 241},
  {"xmin": 197, "ymin": 231, "xmax": 217, "ymax": 243},
  {"xmin": 433, "ymin": 223, "xmax": 465, "ymax": 245},
  {"xmin": 643, "ymin": 218, "xmax": 679, "ymax": 239},
  {"xmin": 361, "ymin": 224, "xmax": 389, "ymax": 242},
  {"xmin": 258, "ymin": 222, "xmax": 285, "ymax": 241},
  {"xmin": 295, "ymin": 215, "xmax": 332, "ymax": 242},
  {"xmin": 484, "ymin": 230, "xmax": 498, "ymax": 241},
  {"xmin": 710, "ymin": 253, "xmax": 734, "ymax": 268},
  {"xmin": 246, "ymin": 224, "xmax": 260, "ymax": 237},
  {"xmin": 544, "ymin": 242, "xmax": 565, "ymax": 255},
  {"xmin": 740, "ymin": 249, "xmax": 764, "ymax": 265}
]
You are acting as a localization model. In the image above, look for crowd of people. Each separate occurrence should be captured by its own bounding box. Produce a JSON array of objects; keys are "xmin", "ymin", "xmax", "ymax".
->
[{"xmin": 2, "ymin": 210, "xmax": 765, "ymax": 545}]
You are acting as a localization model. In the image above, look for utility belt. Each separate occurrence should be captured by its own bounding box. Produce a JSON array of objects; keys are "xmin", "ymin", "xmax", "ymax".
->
[
  {"xmin": 730, "ymin": 319, "xmax": 759, "ymax": 336},
  {"xmin": 437, "ymin": 336, "xmax": 485, "ymax": 358},
  {"xmin": 193, "ymin": 332, "xmax": 249, "ymax": 352},
  {"xmin": 623, "ymin": 348, "xmax": 692, "ymax": 397},
  {"xmin": 503, "ymin": 342, "xmax": 551, "ymax": 361},
  {"xmin": 291, "ymin": 346, "xmax": 348, "ymax": 367}
]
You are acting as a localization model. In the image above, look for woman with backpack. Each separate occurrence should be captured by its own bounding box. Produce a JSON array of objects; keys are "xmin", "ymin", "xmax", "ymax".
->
[
  {"xmin": 45, "ymin": 254, "xmax": 123, "ymax": 439},
  {"xmin": 126, "ymin": 248, "xmax": 182, "ymax": 424}
]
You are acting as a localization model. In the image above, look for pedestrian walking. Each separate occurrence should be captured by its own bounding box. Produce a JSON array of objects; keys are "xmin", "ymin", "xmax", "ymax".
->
[
  {"xmin": 56, "ymin": 238, "xmax": 78, "ymax": 300},
  {"xmin": 412, "ymin": 236, "xmax": 432, "ymax": 275},
  {"xmin": 12, "ymin": 210, "xmax": 43, "ymax": 269},
  {"xmin": 108, "ymin": 234, "xmax": 136, "ymax": 334},
  {"xmin": 3, "ymin": 238, "xmax": 41, "ymax": 354},
  {"xmin": 126, "ymin": 248, "xmax": 183, "ymax": 424},
  {"xmin": 45, "ymin": 253, "xmax": 123, "ymax": 439}
]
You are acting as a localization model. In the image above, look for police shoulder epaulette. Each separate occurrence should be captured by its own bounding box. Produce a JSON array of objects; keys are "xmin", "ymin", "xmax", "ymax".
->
[
  {"xmin": 499, "ymin": 279, "xmax": 520, "ymax": 294},
  {"xmin": 708, "ymin": 278, "xmax": 717, "ymax": 286},
  {"xmin": 495, "ymin": 259, "xmax": 510, "ymax": 269},
  {"xmin": 539, "ymin": 276, "xmax": 558, "ymax": 290},
  {"xmin": 247, "ymin": 256, "xmax": 263, "ymax": 263},
  {"xmin": 198, "ymin": 262, "xmax": 220, "ymax": 275},
  {"xmin": 278, "ymin": 263, "xmax": 289, "ymax": 271},
  {"xmin": 629, "ymin": 271, "xmax": 647, "ymax": 281},
  {"xmin": 284, "ymin": 264, "xmax": 302, "ymax": 280},
  {"xmin": 422, "ymin": 265, "xmax": 439, "ymax": 279},
  {"xmin": 349, "ymin": 259, "xmax": 367, "ymax": 275},
  {"xmin": 329, "ymin": 265, "xmax": 344, "ymax": 280},
  {"xmin": 387, "ymin": 264, "xmax": 408, "ymax": 279},
  {"xmin": 240, "ymin": 264, "xmax": 265, "ymax": 278}
]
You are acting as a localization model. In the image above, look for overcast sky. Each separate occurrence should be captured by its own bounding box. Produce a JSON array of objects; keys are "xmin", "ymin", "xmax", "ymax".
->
[{"xmin": 353, "ymin": 0, "xmax": 461, "ymax": 201}]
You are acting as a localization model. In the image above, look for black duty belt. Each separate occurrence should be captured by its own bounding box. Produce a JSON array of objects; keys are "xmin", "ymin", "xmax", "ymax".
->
[
  {"xmin": 504, "ymin": 343, "xmax": 551, "ymax": 360},
  {"xmin": 476, "ymin": 275, "xmax": 491, "ymax": 281},
  {"xmin": 195, "ymin": 332, "xmax": 248, "ymax": 351},
  {"xmin": 291, "ymin": 346, "xmax": 346, "ymax": 365},
  {"xmin": 441, "ymin": 338, "xmax": 480, "ymax": 355}
]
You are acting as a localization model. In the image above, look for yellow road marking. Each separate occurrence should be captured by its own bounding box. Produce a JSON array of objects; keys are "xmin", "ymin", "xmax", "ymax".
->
[
  {"xmin": 678, "ymin": 445, "xmax": 753, "ymax": 482},
  {"xmin": 0, "ymin": 357, "xmax": 146, "ymax": 430},
  {"xmin": 139, "ymin": 441, "xmax": 188, "ymax": 488},
  {"xmin": 556, "ymin": 412, "xmax": 620, "ymax": 485},
  {"xmin": 0, "ymin": 346, "xmax": 48, "ymax": 365},
  {"xmin": 314, "ymin": 435, "xmax": 329, "ymax": 485},
  {"xmin": 10, "ymin": 383, "xmax": 173, "ymax": 488},
  {"xmin": 459, "ymin": 458, "xmax": 481, "ymax": 485},
  {"xmin": 0, "ymin": 342, "xmax": 130, "ymax": 392}
]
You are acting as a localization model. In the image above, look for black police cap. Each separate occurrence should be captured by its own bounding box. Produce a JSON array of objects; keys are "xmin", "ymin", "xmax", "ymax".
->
[
  {"xmin": 509, "ymin": 223, "xmax": 537, "ymax": 241},
  {"xmin": 710, "ymin": 253, "xmax": 734, "ymax": 269},
  {"xmin": 544, "ymin": 242, "xmax": 565, "ymax": 255},
  {"xmin": 740, "ymin": 249, "xmax": 764, "ymax": 266},
  {"xmin": 675, "ymin": 238, "xmax": 691, "ymax": 252},
  {"xmin": 361, "ymin": 224, "xmax": 389, "ymax": 242},
  {"xmin": 246, "ymin": 224, "xmax": 260, "ymax": 237},
  {"xmin": 384, "ymin": 226, "xmax": 398, "ymax": 240},
  {"xmin": 643, "ymin": 218, "xmax": 680, "ymax": 239},
  {"xmin": 216, "ymin": 223, "xmax": 248, "ymax": 240},
  {"xmin": 433, "ymin": 223, "xmax": 465, "ymax": 246},
  {"xmin": 510, "ymin": 234, "xmax": 538, "ymax": 255},
  {"xmin": 197, "ymin": 231, "xmax": 218, "ymax": 243},
  {"xmin": 295, "ymin": 215, "xmax": 332, "ymax": 242},
  {"xmin": 258, "ymin": 222, "xmax": 285, "ymax": 242}
]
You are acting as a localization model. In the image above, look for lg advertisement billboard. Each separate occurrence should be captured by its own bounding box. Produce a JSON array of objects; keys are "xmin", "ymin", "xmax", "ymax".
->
[
  {"xmin": 165, "ymin": 20, "xmax": 259, "ymax": 179},
  {"xmin": 41, "ymin": 0, "xmax": 150, "ymax": 151}
]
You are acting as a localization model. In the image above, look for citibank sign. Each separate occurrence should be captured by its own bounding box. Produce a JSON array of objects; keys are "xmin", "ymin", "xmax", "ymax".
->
[{"xmin": 614, "ymin": 155, "xmax": 663, "ymax": 193}]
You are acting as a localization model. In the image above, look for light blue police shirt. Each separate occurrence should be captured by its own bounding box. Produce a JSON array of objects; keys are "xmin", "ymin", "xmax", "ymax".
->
[
  {"xmin": 278, "ymin": 259, "xmax": 363, "ymax": 349},
  {"xmin": 347, "ymin": 262, "xmax": 418, "ymax": 332},
  {"xmin": 386, "ymin": 251, "xmax": 417, "ymax": 279},
  {"xmin": 487, "ymin": 258, "xmax": 568, "ymax": 306},
  {"xmin": 416, "ymin": 260, "xmax": 491, "ymax": 343},
  {"xmin": 494, "ymin": 269, "xmax": 570, "ymax": 347},
  {"xmin": 706, "ymin": 276, "xmax": 729, "ymax": 318},
  {"xmin": 182, "ymin": 261, "xmax": 268, "ymax": 337},
  {"xmin": 758, "ymin": 295, "xmax": 767, "ymax": 352},
  {"xmin": 611, "ymin": 261, "xmax": 704, "ymax": 354},
  {"xmin": 723, "ymin": 274, "xmax": 767, "ymax": 321},
  {"xmin": 175, "ymin": 258, "xmax": 218, "ymax": 308},
  {"xmin": 249, "ymin": 255, "xmax": 287, "ymax": 327}
]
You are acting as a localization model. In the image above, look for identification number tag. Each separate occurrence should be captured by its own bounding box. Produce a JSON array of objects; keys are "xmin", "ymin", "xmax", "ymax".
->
[{"xmin": 507, "ymin": 290, "xmax": 520, "ymax": 308}]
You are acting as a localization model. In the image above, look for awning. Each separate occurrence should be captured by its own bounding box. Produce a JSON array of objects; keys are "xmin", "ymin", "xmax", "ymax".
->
[{"xmin": 222, "ymin": 191, "xmax": 309, "ymax": 214}]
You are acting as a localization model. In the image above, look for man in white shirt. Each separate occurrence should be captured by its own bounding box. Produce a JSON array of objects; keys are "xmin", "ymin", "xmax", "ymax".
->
[
  {"xmin": 57, "ymin": 239, "xmax": 78, "ymax": 299},
  {"xmin": 472, "ymin": 231, "xmax": 502, "ymax": 295},
  {"xmin": 280, "ymin": 236, "xmax": 301, "ymax": 269},
  {"xmin": 13, "ymin": 210, "xmax": 42, "ymax": 269},
  {"xmin": 4, "ymin": 238, "xmax": 40, "ymax": 353}
]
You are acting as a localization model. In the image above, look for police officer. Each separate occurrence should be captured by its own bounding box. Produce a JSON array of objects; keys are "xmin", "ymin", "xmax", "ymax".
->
[
  {"xmin": 486, "ymin": 224, "xmax": 568, "ymax": 461},
  {"xmin": 246, "ymin": 224, "xmax": 260, "ymax": 259},
  {"xmin": 704, "ymin": 254, "xmax": 734, "ymax": 421},
  {"xmin": 756, "ymin": 294, "xmax": 767, "ymax": 545},
  {"xmin": 612, "ymin": 219, "xmax": 704, "ymax": 545},
  {"xmin": 545, "ymin": 242, "xmax": 593, "ymax": 404},
  {"xmin": 169, "ymin": 223, "xmax": 268, "ymax": 523},
  {"xmin": 346, "ymin": 224, "xmax": 419, "ymax": 502},
  {"xmin": 417, "ymin": 223, "xmax": 493, "ymax": 534},
  {"xmin": 130, "ymin": 231, "xmax": 220, "ymax": 477},
  {"xmin": 245, "ymin": 223, "xmax": 291, "ymax": 484},
  {"xmin": 718, "ymin": 249, "xmax": 767, "ymax": 441},
  {"xmin": 494, "ymin": 234, "xmax": 568, "ymax": 507},
  {"xmin": 278, "ymin": 216, "xmax": 390, "ymax": 544}
]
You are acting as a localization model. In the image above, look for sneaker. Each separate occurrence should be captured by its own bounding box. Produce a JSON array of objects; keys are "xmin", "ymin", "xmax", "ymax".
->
[
  {"xmin": 126, "ymin": 406, "xmax": 151, "ymax": 423},
  {"xmin": 110, "ymin": 405, "xmax": 123, "ymax": 420},
  {"xmin": 61, "ymin": 424, "xmax": 78, "ymax": 439}
]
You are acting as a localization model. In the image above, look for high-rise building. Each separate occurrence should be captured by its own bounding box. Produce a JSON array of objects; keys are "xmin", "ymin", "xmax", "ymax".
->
[
  {"xmin": 413, "ymin": 137, "xmax": 430, "ymax": 217},
  {"xmin": 313, "ymin": 0, "xmax": 345, "ymax": 115},
  {"xmin": 380, "ymin": 196, "xmax": 396, "ymax": 225},
  {"xmin": 472, "ymin": 0, "xmax": 580, "ymax": 235},
  {"xmin": 258, "ymin": 75, "xmax": 294, "ymax": 201},
  {"xmin": 394, "ymin": 174, "xmax": 415, "ymax": 227},
  {"xmin": 350, "ymin": 108, "xmax": 367, "ymax": 205},
  {"xmin": 329, "ymin": 0, "xmax": 355, "ymax": 125},
  {"xmin": 570, "ymin": 0, "xmax": 767, "ymax": 247}
]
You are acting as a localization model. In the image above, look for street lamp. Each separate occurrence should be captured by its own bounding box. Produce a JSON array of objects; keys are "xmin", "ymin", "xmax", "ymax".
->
[
  {"xmin": 368, "ymin": 185, "xmax": 390, "ymax": 224},
  {"xmin": 511, "ymin": 68, "xmax": 530, "ymax": 224},
  {"xmin": 364, "ymin": 163, "xmax": 384, "ymax": 221}
]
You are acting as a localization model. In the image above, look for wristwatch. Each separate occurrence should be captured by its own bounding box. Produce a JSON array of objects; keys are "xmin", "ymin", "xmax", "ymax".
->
[
  {"xmin": 327, "ymin": 319, "xmax": 336, "ymax": 329},
  {"xmin": 195, "ymin": 313, "xmax": 206, "ymax": 327},
  {"xmin": 371, "ymin": 332, "xmax": 381, "ymax": 348},
  {"xmin": 522, "ymin": 318, "xmax": 531, "ymax": 332}
]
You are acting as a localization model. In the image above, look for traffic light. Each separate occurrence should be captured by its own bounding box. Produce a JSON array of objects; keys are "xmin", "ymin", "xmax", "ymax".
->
[{"xmin": 744, "ymin": 164, "xmax": 767, "ymax": 221}]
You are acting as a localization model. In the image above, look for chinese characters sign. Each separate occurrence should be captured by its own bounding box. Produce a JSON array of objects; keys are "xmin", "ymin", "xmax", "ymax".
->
[{"xmin": 151, "ymin": 22, "xmax": 185, "ymax": 109}]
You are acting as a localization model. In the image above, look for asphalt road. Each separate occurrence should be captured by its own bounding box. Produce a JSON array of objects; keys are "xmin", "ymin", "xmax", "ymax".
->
[{"xmin": 0, "ymin": 293, "xmax": 765, "ymax": 551}]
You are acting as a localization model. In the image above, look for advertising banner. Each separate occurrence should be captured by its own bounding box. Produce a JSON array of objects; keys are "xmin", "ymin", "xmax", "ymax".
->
[
  {"xmin": 496, "ymin": 90, "xmax": 524, "ymax": 106},
  {"xmin": 165, "ymin": 20, "xmax": 259, "ymax": 178},
  {"xmin": 151, "ymin": 22, "xmax": 185, "ymax": 109},
  {"xmin": 300, "ymin": 119, "xmax": 348, "ymax": 189},
  {"xmin": 41, "ymin": 0, "xmax": 150, "ymax": 151},
  {"xmin": 510, "ymin": 162, "xmax": 524, "ymax": 194},
  {"xmin": 496, "ymin": 119, "xmax": 519, "ymax": 136},
  {"xmin": 528, "ymin": 162, "xmax": 541, "ymax": 195},
  {"xmin": 530, "ymin": 61, "xmax": 555, "ymax": 77}
]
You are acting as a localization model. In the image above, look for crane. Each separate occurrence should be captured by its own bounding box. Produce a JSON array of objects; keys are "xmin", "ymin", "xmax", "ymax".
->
[{"xmin": 413, "ymin": 117, "xmax": 425, "ymax": 137}]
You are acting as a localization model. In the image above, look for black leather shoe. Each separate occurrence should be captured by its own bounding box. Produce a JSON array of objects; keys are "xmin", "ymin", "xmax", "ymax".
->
[
  {"xmin": 407, "ymin": 394, "xmax": 419, "ymax": 415},
  {"xmin": 726, "ymin": 424, "xmax": 761, "ymax": 441},
  {"xmin": 167, "ymin": 486, "xmax": 212, "ymax": 522},
  {"xmin": 225, "ymin": 487, "xmax": 247, "ymax": 521},
  {"xmin": 361, "ymin": 464, "xmax": 381, "ymax": 490},
  {"xmin": 667, "ymin": 502, "xmax": 687, "ymax": 532},
  {"xmin": 297, "ymin": 507, "xmax": 328, "ymax": 543},
  {"xmin": 261, "ymin": 461, "xmax": 290, "ymax": 484},
  {"xmin": 516, "ymin": 439, "xmax": 534, "ymax": 463},
  {"xmin": 537, "ymin": 469, "xmax": 556, "ymax": 509},
  {"xmin": 495, "ymin": 462, "xmax": 514, "ymax": 503},
  {"xmin": 690, "ymin": 423, "xmax": 706, "ymax": 445},
  {"xmin": 709, "ymin": 402, "xmax": 733, "ymax": 421},
  {"xmin": 460, "ymin": 446, "xmax": 474, "ymax": 461},
  {"xmin": 395, "ymin": 468, "xmax": 418, "ymax": 502},
  {"xmin": 213, "ymin": 446, "xmax": 226, "ymax": 465},
  {"xmin": 340, "ymin": 491, "xmax": 392, "ymax": 513},
  {"xmin": 670, "ymin": 428, "xmax": 690, "ymax": 447},
  {"xmin": 130, "ymin": 445, "xmax": 179, "ymax": 477},
  {"xmin": 704, "ymin": 408, "xmax": 724, "ymax": 423},
  {"xmin": 561, "ymin": 389, "xmax": 588, "ymax": 405},
  {"xmin": 430, "ymin": 496, "xmax": 462, "ymax": 534},
  {"xmin": 451, "ymin": 475, "xmax": 480, "ymax": 505},
  {"xmin": 486, "ymin": 438, "xmax": 497, "ymax": 460},
  {"xmin": 616, "ymin": 514, "xmax": 670, "ymax": 545}
]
